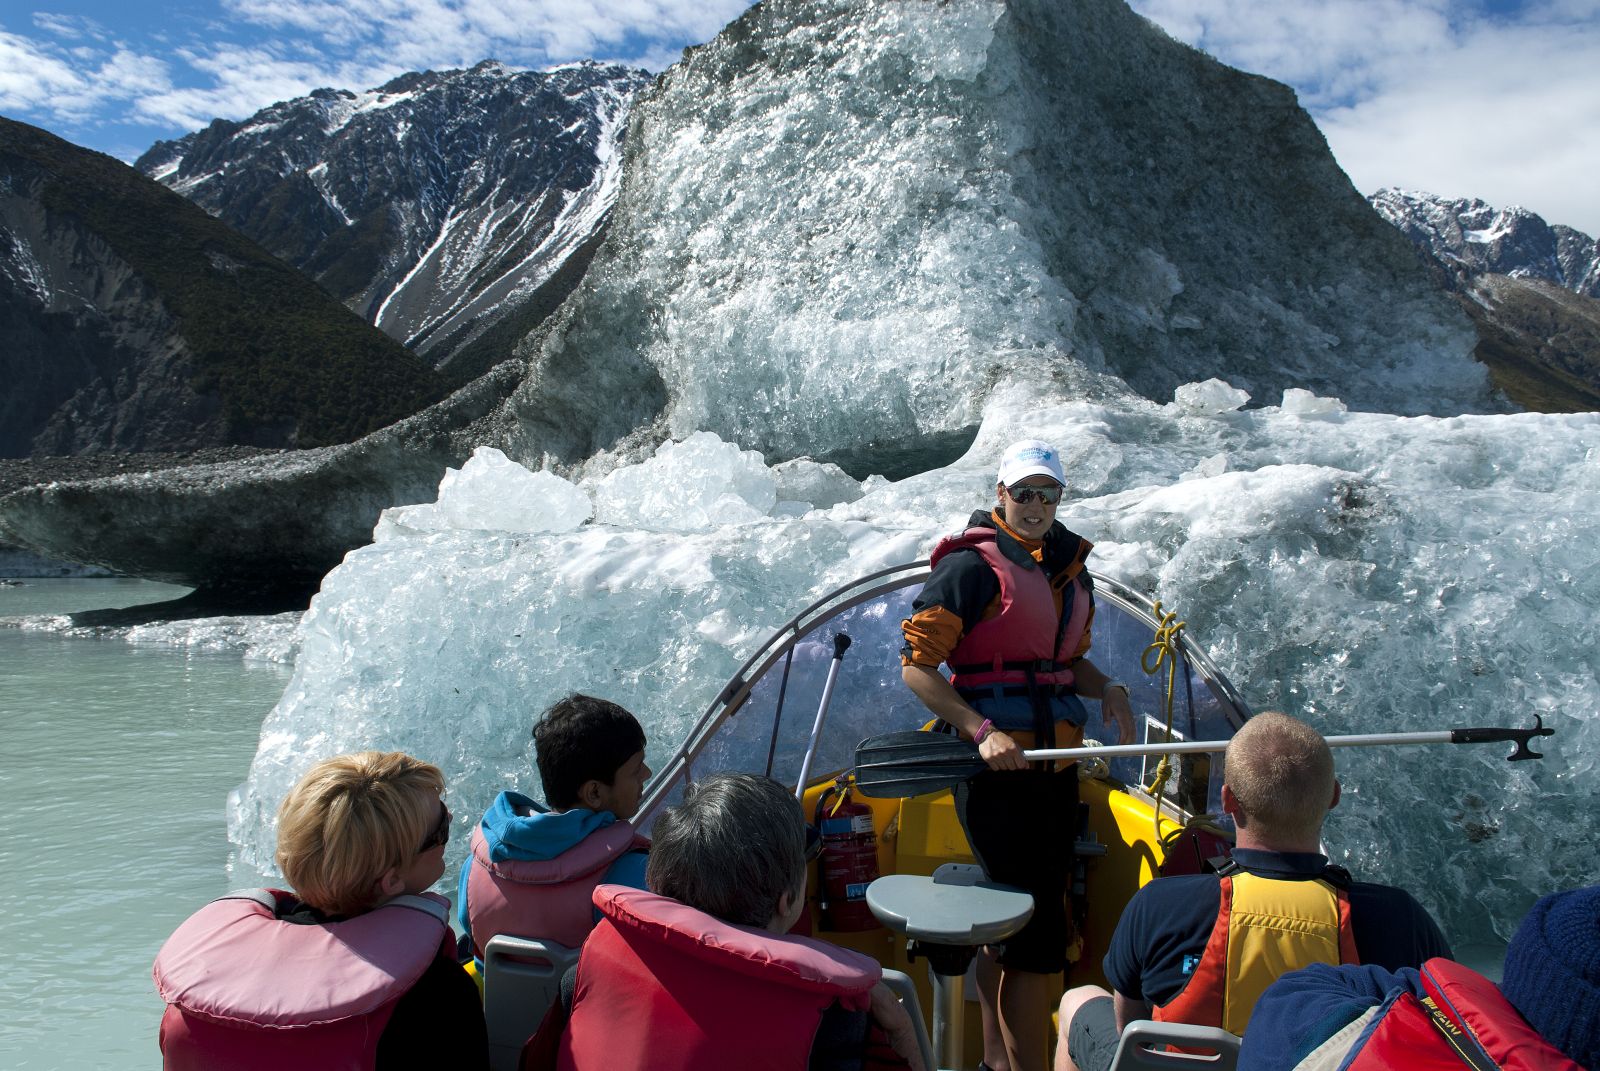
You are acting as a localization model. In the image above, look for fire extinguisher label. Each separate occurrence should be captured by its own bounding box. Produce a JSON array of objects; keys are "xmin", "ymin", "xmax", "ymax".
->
[
  {"xmin": 845, "ymin": 882, "xmax": 870, "ymax": 900},
  {"xmin": 849, "ymin": 814, "xmax": 874, "ymax": 834}
]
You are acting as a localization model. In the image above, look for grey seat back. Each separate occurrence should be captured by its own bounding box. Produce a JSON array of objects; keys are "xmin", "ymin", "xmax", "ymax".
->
[
  {"xmin": 1109, "ymin": 1020, "xmax": 1241, "ymax": 1071},
  {"xmin": 482, "ymin": 934, "xmax": 581, "ymax": 1071}
]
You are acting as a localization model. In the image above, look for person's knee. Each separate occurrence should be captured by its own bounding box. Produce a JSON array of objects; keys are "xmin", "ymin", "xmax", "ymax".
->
[{"xmin": 1057, "ymin": 985, "xmax": 1112, "ymax": 1038}]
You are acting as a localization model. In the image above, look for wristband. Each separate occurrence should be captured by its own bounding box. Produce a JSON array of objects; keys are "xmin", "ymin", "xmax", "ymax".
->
[
  {"xmin": 1103, "ymin": 681, "xmax": 1130, "ymax": 699},
  {"xmin": 973, "ymin": 719, "xmax": 995, "ymax": 744}
]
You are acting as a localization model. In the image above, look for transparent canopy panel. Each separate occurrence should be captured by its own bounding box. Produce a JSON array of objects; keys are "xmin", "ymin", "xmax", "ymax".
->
[{"xmin": 639, "ymin": 563, "xmax": 1251, "ymax": 827}]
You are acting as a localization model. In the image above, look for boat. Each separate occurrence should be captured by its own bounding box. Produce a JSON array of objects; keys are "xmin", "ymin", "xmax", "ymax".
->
[{"xmin": 627, "ymin": 560, "xmax": 1253, "ymax": 1068}]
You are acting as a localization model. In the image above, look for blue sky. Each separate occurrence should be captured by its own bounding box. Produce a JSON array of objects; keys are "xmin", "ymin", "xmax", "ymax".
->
[{"xmin": 3, "ymin": 0, "xmax": 1597, "ymax": 233}]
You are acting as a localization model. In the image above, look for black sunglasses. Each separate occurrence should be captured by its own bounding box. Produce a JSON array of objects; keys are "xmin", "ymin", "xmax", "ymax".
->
[
  {"xmin": 1006, "ymin": 484, "xmax": 1063, "ymax": 505},
  {"xmin": 418, "ymin": 802, "xmax": 451, "ymax": 854}
]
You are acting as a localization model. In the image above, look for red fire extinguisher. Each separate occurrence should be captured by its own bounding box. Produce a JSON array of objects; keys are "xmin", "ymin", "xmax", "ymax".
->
[{"xmin": 813, "ymin": 775, "xmax": 882, "ymax": 932}]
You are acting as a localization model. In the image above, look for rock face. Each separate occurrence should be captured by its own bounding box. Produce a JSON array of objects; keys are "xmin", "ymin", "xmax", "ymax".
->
[
  {"xmin": 0, "ymin": 116, "xmax": 447, "ymax": 459},
  {"xmin": 0, "ymin": 361, "xmax": 521, "ymax": 595},
  {"xmin": 1370, "ymin": 188, "xmax": 1600, "ymax": 297},
  {"xmin": 497, "ymin": 0, "xmax": 1493, "ymax": 474},
  {"xmin": 139, "ymin": 61, "xmax": 652, "ymax": 379},
  {"xmin": 1370, "ymin": 189, "xmax": 1600, "ymax": 410}
]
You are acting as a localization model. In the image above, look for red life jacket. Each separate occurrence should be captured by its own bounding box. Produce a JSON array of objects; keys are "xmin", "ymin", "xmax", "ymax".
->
[
  {"xmin": 1336, "ymin": 959, "xmax": 1583, "ymax": 1071},
  {"xmin": 557, "ymin": 885, "xmax": 882, "ymax": 1071},
  {"xmin": 465, "ymin": 821, "xmax": 648, "ymax": 957},
  {"xmin": 1156, "ymin": 869, "xmax": 1359, "ymax": 1036},
  {"xmin": 153, "ymin": 889, "xmax": 453, "ymax": 1071},
  {"xmin": 929, "ymin": 526, "xmax": 1093, "ymax": 693}
]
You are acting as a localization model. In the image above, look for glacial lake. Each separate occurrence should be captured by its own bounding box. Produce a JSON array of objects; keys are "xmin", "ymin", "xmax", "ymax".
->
[{"xmin": 0, "ymin": 580, "xmax": 286, "ymax": 1071}]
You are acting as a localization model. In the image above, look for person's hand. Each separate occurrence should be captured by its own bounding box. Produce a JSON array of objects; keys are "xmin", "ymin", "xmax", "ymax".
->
[
  {"xmin": 978, "ymin": 729, "xmax": 1028, "ymax": 771},
  {"xmin": 869, "ymin": 981, "xmax": 927, "ymax": 1071},
  {"xmin": 1102, "ymin": 687, "xmax": 1136, "ymax": 745}
]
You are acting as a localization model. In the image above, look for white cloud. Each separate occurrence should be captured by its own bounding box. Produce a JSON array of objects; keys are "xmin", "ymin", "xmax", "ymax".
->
[
  {"xmin": 0, "ymin": 30, "xmax": 171, "ymax": 122},
  {"xmin": 1130, "ymin": 0, "xmax": 1600, "ymax": 235}
]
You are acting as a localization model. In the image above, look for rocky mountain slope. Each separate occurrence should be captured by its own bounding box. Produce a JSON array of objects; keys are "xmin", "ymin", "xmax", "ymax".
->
[
  {"xmin": 1370, "ymin": 189, "xmax": 1600, "ymax": 410},
  {"xmin": 138, "ymin": 61, "xmax": 651, "ymax": 380},
  {"xmin": 1370, "ymin": 189, "xmax": 1600, "ymax": 297},
  {"xmin": 0, "ymin": 116, "xmax": 446, "ymax": 459}
]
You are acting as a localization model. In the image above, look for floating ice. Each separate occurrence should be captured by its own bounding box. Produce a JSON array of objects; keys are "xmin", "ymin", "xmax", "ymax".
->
[
  {"xmin": 230, "ymin": 394, "xmax": 1600, "ymax": 949},
  {"xmin": 1280, "ymin": 388, "xmax": 1349, "ymax": 416},
  {"xmin": 584, "ymin": 432, "xmax": 777, "ymax": 531},
  {"xmin": 375, "ymin": 447, "xmax": 590, "ymax": 539},
  {"xmin": 1172, "ymin": 379, "xmax": 1251, "ymax": 415}
]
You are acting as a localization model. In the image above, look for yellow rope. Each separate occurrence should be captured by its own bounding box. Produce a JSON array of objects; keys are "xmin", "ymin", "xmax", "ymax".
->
[{"xmin": 1140, "ymin": 602, "xmax": 1187, "ymax": 846}]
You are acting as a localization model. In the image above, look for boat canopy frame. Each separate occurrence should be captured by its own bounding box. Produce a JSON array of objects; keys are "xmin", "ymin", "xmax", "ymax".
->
[{"xmin": 638, "ymin": 561, "xmax": 1251, "ymax": 822}]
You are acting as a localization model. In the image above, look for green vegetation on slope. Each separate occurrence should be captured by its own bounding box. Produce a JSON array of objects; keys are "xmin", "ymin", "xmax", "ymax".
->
[{"xmin": 2, "ymin": 117, "xmax": 448, "ymax": 447}]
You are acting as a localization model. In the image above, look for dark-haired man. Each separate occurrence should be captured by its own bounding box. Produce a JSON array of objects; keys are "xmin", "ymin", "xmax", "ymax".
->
[{"xmin": 457, "ymin": 693, "xmax": 652, "ymax": 962}]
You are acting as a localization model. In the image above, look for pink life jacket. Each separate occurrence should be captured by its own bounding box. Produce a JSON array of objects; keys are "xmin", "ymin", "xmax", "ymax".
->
[
  {"xmin": 929, "ymin": 526, "xmax": 1094, "ymax": 692},
  {"xmin": 153, "ymin": 889, "xmax": 453, "ymax": 1071},
  {"xmin": 557, "ymin": 885, "xmax": 882, "ymax": 1071},
  {"xmin": 1335, "ymin": 958, "xmax": 1584, "ymax": 1071},
  {"xmin": 465, "ymin": 821, "xmax": 648, "ymax": 958}
]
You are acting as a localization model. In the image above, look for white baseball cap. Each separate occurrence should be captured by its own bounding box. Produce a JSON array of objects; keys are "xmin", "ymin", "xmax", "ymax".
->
[{"xmin": 997, "ymin": 439, "xmax": 1064, "ymax": 487}]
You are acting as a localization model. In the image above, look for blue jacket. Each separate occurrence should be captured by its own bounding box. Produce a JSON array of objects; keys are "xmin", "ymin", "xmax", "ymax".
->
[{"xmin": 455, "ymin": 791, "xmax": 648, "ymax": 948}]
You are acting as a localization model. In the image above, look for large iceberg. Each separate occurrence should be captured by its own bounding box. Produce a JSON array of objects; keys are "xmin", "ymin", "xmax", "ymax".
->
[{"xmin": 231, "ymin": 383, "xmax": 1600, "ymax": 946}]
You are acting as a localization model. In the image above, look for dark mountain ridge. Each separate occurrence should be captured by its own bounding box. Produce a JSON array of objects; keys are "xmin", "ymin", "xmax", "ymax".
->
[{"xmin": 0, "ymin": 116, "xmax": 447, "ymax": 458}]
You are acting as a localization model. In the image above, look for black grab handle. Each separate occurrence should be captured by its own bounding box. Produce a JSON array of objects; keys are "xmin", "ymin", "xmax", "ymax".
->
[{"xmin": 1450, "ymin": 713, "xmax": 1555, "ymax": 761}]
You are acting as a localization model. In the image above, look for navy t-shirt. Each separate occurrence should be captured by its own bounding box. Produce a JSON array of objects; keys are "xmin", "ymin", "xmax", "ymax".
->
[{"xmin": 1103, "ymin": 848, "xmax": 1453, "ymax": 1007}]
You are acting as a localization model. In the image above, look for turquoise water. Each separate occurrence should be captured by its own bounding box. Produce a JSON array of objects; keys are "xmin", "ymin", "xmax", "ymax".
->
[{"xmin": 0, "ymin": 580, "xmax": 288, "ymax": 1071}]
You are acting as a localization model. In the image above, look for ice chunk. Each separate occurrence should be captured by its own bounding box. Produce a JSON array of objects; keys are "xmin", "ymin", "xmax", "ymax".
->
[
  {"xmin": 1281, "ymin": 388, "xmax": 1349, "ymax": 416},
  {"xmin": 771, "ymin": 458, "xmax": 864, "ymax": 510},
  {"xmin": 375, "ymin": 447, "xmax": 590, "ymax": 540},
  {"xmin": 586, "ymin": 432, "xmax": 777, "ymax": 531},
  {"xmin": 1171, "ymin": 379, "xmax": 1251, "ymax": 414}
]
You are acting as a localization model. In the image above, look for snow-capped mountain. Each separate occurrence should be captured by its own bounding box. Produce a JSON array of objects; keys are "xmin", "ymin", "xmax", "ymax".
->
[
  {"xmin": 1370, "ymin": 188, "xmax": 1600, "ymax": 298},
  {"xmin": 1370, "ymin": 189, "xmax": 1600, "ymax": 410},
  {"xmin": 137, "ymin": 61, "xmax": 653, "ymax": 376}
]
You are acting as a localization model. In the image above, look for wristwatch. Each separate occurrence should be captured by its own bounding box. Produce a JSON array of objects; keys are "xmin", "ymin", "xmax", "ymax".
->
[{"xmin": 1103, "ymin": 681, "xmax": 1130, "ymax": 699}]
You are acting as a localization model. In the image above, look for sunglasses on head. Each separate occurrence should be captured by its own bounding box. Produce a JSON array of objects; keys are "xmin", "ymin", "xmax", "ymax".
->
[
  {"xmin": 1006, "ymin": 484, "xmax": 1062, "ymax": 505},
  {"xmin": 418, "ymin": 802, "xmax": 451, "ymax": 854}
]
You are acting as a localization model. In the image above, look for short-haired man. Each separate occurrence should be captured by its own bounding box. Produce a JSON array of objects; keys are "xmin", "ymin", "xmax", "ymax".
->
[
  {"xmin": 1056, "ymin": 712, "xmax": 1452, "ymax": 1071},
  {"xmin": 549, "ymin": 773, "xmax": 925, "ymax": 1071},
  {"xmin": 902, "ymin": 438, "xmax": 1136, "ymax": 1071},
  {"xmin": 154, "ymin": 751, "xmax": 487, "ymax": 1070},
  {"xmin": 457, "ymin": 694, "xmax": 652, "ymax": 961}
]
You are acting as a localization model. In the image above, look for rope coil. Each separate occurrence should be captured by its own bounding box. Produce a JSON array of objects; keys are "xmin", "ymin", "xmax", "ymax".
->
[{"xmin": 1140, "ymin": 601, "xmax": 1187, "ymax": 845}]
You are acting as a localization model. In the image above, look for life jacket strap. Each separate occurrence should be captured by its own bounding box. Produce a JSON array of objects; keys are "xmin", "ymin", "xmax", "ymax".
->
[{"xmin": 951, "ymin": 657, "xmax": 1073, "ymax": 676}]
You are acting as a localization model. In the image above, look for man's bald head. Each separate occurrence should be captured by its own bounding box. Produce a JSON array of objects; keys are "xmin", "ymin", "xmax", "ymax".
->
[{"xmin": 1223, "ymin": 712, "xmax": 1337, "ymax": 845}]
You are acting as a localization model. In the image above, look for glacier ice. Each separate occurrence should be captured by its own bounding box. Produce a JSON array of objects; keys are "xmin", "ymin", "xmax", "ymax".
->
[
  {"xmin": 374, "ymin": 446, "xmax": 591, "ymax": 539},
  {"xmin": 500, "ymin": 0, "xmax": 1492, "ymax": 474},
  {"xmin": 230, "ymin": 388, "xmax": 1600, "ymax": 949}
]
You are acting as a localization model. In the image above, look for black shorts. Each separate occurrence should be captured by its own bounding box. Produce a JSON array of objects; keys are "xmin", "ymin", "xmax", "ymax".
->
[
  {"xmin": 1067, "ymin": 995, "xmax": 1119, "ymax": 1071},
  {"xmin": 952, "ymin": 765, "xmax": 1078, "ymax": 974}
]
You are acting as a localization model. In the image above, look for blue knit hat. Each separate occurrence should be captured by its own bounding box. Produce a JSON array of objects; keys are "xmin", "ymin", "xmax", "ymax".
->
[{"xmin": 1500, "ymin": 884, "xmax": 1600, "ymax": 1069}]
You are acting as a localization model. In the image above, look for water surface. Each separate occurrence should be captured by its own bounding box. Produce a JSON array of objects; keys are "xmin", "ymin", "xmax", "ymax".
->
[{"xmin": 0, "ymin": 580, "xmax": 286, "ymax": 1070}]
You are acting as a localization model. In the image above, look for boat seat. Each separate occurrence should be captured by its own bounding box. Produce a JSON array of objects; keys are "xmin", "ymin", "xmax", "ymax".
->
[
  {"xmin": 482, "ymin": 934, "xmax": 580, "ymax": 1071},
  {"xmin": 1107, "ymin": 1020, "xmax": 1241, "ymax": 1071}
]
